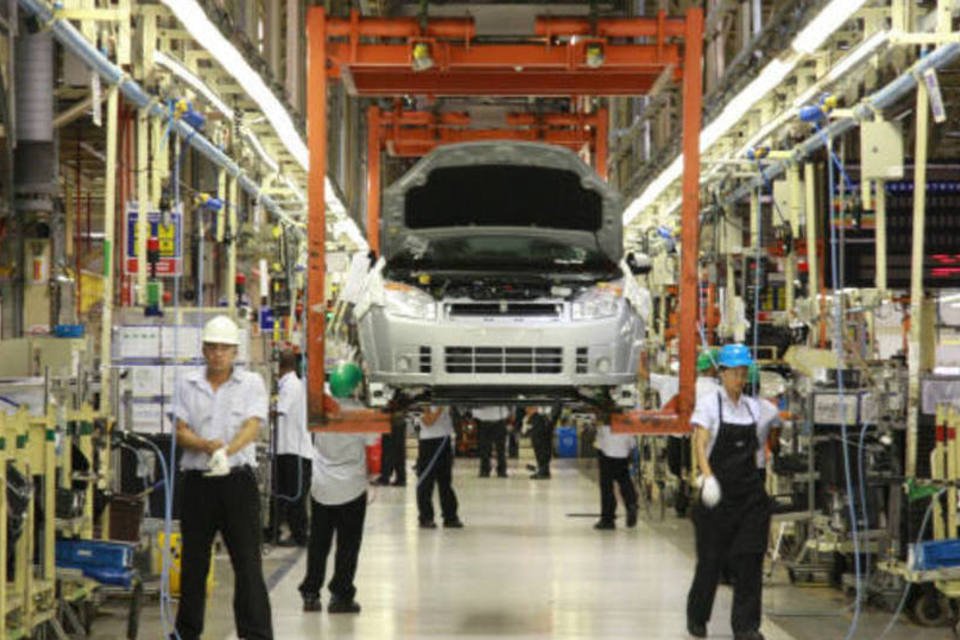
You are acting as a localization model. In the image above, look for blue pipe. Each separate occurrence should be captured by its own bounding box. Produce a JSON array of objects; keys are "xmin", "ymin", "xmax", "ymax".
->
[{"xmin": 724, "ymin": 43, "xmax": 960, "ymax": 205}]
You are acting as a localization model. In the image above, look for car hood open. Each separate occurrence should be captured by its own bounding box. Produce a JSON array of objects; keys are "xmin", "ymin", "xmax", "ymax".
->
[{"xmin": 381, "ymin": 141, "xmax": 623, "ymax": 261}]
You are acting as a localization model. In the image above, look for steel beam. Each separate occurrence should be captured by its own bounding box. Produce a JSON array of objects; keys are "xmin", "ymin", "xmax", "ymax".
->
[
  {"xmin": 307, "ymin": 7, "xmax": 328, "ymax": 422},
  {"xmin": 676, "ymin": 7, "xmax": 703, "ymax": 431}
]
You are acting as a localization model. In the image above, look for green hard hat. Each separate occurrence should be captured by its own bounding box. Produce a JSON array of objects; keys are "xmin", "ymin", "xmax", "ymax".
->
[
  {"xmin": 696, "ymin": 348, "xmax": 720, "ymax": 373},
  {"xmin": 329, "ymin": 361, "xmax": 363, "ymax": 398}
]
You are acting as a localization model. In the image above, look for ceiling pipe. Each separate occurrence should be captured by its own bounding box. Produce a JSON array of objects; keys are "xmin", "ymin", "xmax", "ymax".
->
[
  {"xmin": 15, "ymin": 0, "xmax": 303, "ymax": 233},
  {"xmin": 718, "ymin": 43, "xmax": 960, "ymax": 208}
]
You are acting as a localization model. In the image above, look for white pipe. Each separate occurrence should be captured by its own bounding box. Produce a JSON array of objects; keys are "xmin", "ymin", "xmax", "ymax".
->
[
  {"xmin": 99, "ymin": 86, "xmax": 118, "ymax": 415},
  {"xmin": 906, "ymin": 79, "xmax": 930, "ymax": 479}
]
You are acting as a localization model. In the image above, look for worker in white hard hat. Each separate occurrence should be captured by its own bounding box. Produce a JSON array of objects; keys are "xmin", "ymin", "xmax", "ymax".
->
[{"xmin": 170, "ymin": 315, "xmax": 273, "ymax": 640}]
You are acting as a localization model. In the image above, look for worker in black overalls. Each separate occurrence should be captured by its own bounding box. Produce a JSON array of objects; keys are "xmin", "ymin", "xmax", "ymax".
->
[{"xmin": 686, "ymin": 344, "xmax": 779, "ymax": 640}]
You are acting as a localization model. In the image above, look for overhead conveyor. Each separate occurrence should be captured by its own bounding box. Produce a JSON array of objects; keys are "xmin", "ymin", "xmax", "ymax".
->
[{"xmin": 305, "ymin": 8, "xmax": 705, "ymax": 435}]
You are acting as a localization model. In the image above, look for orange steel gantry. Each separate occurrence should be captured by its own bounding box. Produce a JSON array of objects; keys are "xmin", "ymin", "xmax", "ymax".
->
[{"xmin": 306, "ymin": 8, "xmax": 703, "ymax": 434}]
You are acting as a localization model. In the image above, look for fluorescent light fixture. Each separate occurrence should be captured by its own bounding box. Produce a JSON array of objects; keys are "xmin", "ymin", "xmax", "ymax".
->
[
  {"xmin": 700, "ymin": 58, "xmax": 796, "ymax": 152},
  {"xmin": 792, "ymin": 0, "xmax": 869, "ymax": 54},
  {"xmin": 154, "ymin": 50, "xmax": 235, "ymax": 119},
  {"xmin": 241, "ymin": 127, "xmax": 280, "ymax": 173},
  {"xmin": 159, "ymin": 0, "xmax": 308, "ymax": 169},
  {"xmin": 623, "ymin": 58, "xmax": 793, "ymax": 226},
  {"xmin": 825, "ymin": 30, "xmax": 890, "ymax": 81},
  {"xmin": 623, "ymin": 156, "xmax": 682, "ymax": 225},
  {"xmin": 623, "ymin": 0, "xmax": 879, "ymax": 225}
]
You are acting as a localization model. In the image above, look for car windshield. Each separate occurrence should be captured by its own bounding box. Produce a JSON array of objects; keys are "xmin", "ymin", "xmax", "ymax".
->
[{"xmin": 387, "ymin": 234, "xmax": 617, "ymax": 273}]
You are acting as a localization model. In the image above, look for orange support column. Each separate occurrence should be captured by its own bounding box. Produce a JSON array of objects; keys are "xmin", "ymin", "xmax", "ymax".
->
[
  {"xmin": 595, "ymin": 106, "xmax": 609, "ymax": 181},
  {"xmin": 307, "ymin": 7, "xmax": 328, "ymax": 422},
  {"xmin": 366, "ymin": 105, "xmax": 382, "ymax": 254},
  {"xmin": 676, "ymin": 7, "xmax": 703, "ymax": 429}
]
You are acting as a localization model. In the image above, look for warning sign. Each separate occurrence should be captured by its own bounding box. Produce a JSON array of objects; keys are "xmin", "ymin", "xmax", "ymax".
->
[{"xmin": 124, "ymin": 206, "xmax": 183, "ymax": 277}]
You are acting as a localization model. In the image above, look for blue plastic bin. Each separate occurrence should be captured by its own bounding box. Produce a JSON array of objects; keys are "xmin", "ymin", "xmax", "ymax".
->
[
  {"xmin": 556, "ymin": 426, "xmax": 578, "ymax": 458},
  {"xmin": 914, "ymin": 539, "xmax": 960, "ymax": 570},
  {"xmin": 56, "ymin": 540, "xmax": 134, "ymax": 570}
]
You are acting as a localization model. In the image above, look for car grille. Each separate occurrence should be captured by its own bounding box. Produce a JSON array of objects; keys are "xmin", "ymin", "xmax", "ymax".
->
[
  {"xmin": 446, "ymin": 302, "xmax": 561, "ymax": 318},
  {"xmin": 419, "ymin": 346, "xmax": 432, "ymax": 373},
  {"xmin": 575, "ymin": 347, "xmax": 588, "ymax": 374},
  {"xmin": 444, "ymin": 346, "xmax": 563, "ymax": 374}
]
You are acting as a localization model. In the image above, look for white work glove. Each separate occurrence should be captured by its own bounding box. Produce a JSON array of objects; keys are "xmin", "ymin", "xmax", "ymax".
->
[
  {"xmin": 205, "ymin": 447, "xmax": 230, "ymax": 477},
  {"xmin": 700, "ymin": 474, "xmax": 722, "ymax": 508}
]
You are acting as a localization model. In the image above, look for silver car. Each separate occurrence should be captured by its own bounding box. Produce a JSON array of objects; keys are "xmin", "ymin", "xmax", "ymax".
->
[{"xmin": 355, "ymin": 141, "xmax": 645, "ymax": 408}]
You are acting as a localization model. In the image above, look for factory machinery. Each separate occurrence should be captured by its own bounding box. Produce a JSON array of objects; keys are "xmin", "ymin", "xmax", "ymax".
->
[{"xmin": 0, "ymin": 335, "xmax": 147, "ymax": 639}]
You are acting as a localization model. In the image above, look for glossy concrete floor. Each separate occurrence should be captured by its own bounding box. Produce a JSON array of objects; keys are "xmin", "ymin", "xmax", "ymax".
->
[
  {"xmin": 238, "ymin": 459, "xmax": 792, "ymax": 640},
  {"xmin": 93, "ymin": 459, "xmax": 954, "ymax": 639}
]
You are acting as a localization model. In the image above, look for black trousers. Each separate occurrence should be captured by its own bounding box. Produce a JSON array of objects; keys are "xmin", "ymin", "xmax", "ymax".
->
[
  {"xmin": 687, "ymin": 550, "xmax": 764, "ymax": 634},
  {"xmin": 299, "ymin": 492, "xmax": 367, "ymax": 601},
  {"xmin": 598, "ymin": 451, "xmax": 638, "ymax": 521},
  {"xmin": 176, "ymin": 468, "xmax": 272, "ymax": 640},
  {"xmin": 379, "ymin": 421, "xmax": 407, "ymax": 483},
  {"xmin": 476, "ymin": 420, "xmax": 507, "ymax": 476},
  {"xmin": 531, "ymin": 424, "xmax": 553, "ymax": 474},
  {"xmin": 417, "ymin": 437, "xmax": 458, "ymax": 523},
  {"xmin": 274, "ymin": 454, "xmax": 311, "ymax": 544}
]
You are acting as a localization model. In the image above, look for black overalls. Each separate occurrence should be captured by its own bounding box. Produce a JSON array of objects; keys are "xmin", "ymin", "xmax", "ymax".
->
[{"xmin": 687, "ymin": 393, "xmax": 770, "ymax": 635}]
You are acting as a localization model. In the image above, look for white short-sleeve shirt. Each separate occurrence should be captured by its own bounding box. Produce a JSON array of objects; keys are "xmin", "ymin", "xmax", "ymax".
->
[
  {"xmin": 417, "ymin": 406, "xmax": 455, "ymax": 440},
  {"xmin": 690, "ymin": 387, "xmax": 779, "ymax": 466},
  {"xmin": 310, "ymin": 432, "xmax": 377, "ymax": 506},
  {"xmin": 471, "ymin": 406, "xmax": 510, "ymax": 422},
  {"xmin": 595, "ymin": 424, "xmax": 637, "ymax": 458},
  {"xmin": 170, "ymin": 367, "xmax": 269, "ymax": 470},
  {"xmin": 276, "ymin": 371, "xmax": 313, "ymax": 458},
  {"xmin": 648, "ymin": 374, "xmax": 720, "ymax": 409}
]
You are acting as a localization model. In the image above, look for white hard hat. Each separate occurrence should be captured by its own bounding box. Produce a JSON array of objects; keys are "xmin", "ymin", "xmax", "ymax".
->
[{"xmin": 202, "ymin": 315, "xmax": 240, "ymax": 345}]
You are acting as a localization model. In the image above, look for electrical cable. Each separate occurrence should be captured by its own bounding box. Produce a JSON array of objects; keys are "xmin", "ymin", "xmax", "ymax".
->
[
  {"xmin": 876, "ymin": 488, "xmax": 947, "ymax": 640},
  {"xmin": 159, "ymin": 127, "xmax": 185, "ymax": 640},
  {"xmin": 819, "ymin": 123, "xmax": 864, "ymax": 640}
]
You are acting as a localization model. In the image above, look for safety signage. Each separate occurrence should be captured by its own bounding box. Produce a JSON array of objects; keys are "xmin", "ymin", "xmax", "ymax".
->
[{"xmin": 124, "ymin": 206, "xmax": 183, "ymax": 276}]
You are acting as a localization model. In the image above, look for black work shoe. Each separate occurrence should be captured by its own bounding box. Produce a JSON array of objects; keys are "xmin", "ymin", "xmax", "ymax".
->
[
  {"xmin": 302, "ymin": 597, "xmax": 321, "ymax": 612},
  {"xmin": 443, "ymin": 518, "xmax": 464, "ymax": 528},
  {"xmin": 529, "ymin": 471, "xmax": 551, "ymax": 480},
  {"xmin": 328, "ymin": 598, "xmax": 361, "ymax": 614},
  {"xmin": 733, "ymin": 632, "xmax": 764, "ymax": 640},
  {"xmin": 687, "ymin": 621, "xmax": 707, "ymax": 638},
  {"xmin": 392, "ymin": 479, "xmax": 406, "ymax": 487},
  {"xmin": 479, "ymin": 471, "xmax": 491, "ymax": 478},
  {"xmin": 593, "ymin": 519, "xmax": 615, "ymax": 530},
  {"xmin": 626, "ymin": 505, "xmax": 638, "ymax": 528},
  {"xmin": 419, "ymin": 520, "xmax": 437, "ymax": 529}
]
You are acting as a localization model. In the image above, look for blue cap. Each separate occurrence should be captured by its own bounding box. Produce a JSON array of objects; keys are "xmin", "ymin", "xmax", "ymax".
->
[{"xmin": 718, "ymin": 343, "xmax": 754, "ymax": 369}]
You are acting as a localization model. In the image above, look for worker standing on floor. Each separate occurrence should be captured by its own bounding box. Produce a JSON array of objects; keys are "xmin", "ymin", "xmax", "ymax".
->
[
  {"xmin": 170, "ymin": 315, "xmax": 273, "ymax": 640},
  {"xmin": 473, "ymin": 405, "xmax": 510, "ymax": 478},
  {"xmin": 272, "ymin": 349, "xmax": 312, "ymax": 546},
  {"xmin": 686, "ymin": 344, "xmax": 779, "ymax": 640},
  {"xmin": 375, "ymin": 409, "xmax": 408, "ymax": 486},
  {"xmin": 527, "ymin": 405, "xmax": 559, "ymax": 479},
  {"xmin": 299, "ymin": 430, "xmax": 374, "ymax": 614},
  {"xmin": 416, "ymin": 406, "xmax": 463, "ymax": 528},
  {"xmin": 593, "ymin": 411, "xmax": 639, "ymax": 530}
]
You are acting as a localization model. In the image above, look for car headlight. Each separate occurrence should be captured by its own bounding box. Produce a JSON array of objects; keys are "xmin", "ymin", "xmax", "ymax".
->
[
  {"xmin": 572, "ymin": 281, "xmax": 623, "ymax": 320},
  {"xmin": 383, "ymin": 282, "xmax": 437, "ymax": 320}
]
